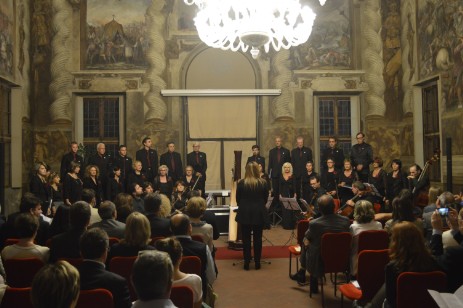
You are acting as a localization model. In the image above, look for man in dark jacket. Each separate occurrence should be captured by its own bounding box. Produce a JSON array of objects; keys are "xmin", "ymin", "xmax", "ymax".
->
[
  {"xmin": 79, "ymin": 228, "xmax": 131, "ymax": 308},
  {"xmin": 160, "ymin": 142, "xmax": 183, "ymax": 182}
]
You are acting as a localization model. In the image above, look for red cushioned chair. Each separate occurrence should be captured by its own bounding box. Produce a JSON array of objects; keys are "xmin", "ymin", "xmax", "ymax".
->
[
  {"xmin": 108, "ymin": 237, "xmax": 120, "ymax": 247},
  {"xmin": 288, "ymin": 219, "xmax": 310, "ymax": 278},
  {"xmin": 3, "ymin": 238, "xmax": 20, "ymax": 246},
  {"xmin": 312, "ymin": 232, "xmax": 352, "ymax": 308},
  {"xmin": 58, "ymin": 257, "xmax": 84, "ymax": 268},
  {"xmin": 357, "ymin": 230, "xmax": 389, "ymax": 253},
  {"xmin": 3, "ymin": 258, "xmax": 45, "ymax": 288},
  {"xmin": 109, "ymin": 256, "xmax": 138, "ymax": 301},
  {"xmin": 76, "ymin": 289, "xmax": 114, "ymax": 308},
  {"xmin": 170, "ymin": 285, "xmax": 194, "ymax": 308},
  {"xmin": 191, "ymin": 234, "xmax": 204, "ymax": 243},
  {"xmin": 396, "ymin": 271, "xmax": 447, "ymax": 308},
  {"xmin": 150, "ymin": 236, "xmax": 165, "ymax": 245},
  {"xmin": 0, "ymin": 287, "xmax": 33, "ymax": 308},
  {"xmin": 339, "ymin": 249, "xmax": 390, "ymax": 307},
  {"xmin": 180, "ymin": 255, "xmax": 202, "ymax": 277}
]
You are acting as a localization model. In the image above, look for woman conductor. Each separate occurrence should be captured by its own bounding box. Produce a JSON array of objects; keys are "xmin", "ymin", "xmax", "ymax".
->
[{"xmin": 235, "ymin": 162, "xmax": 270, "ymax": 270}]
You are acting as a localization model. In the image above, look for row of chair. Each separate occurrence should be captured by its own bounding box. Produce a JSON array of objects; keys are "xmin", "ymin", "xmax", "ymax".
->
[{"xmin": 0, "ymin": 285, "xmax": 197, "ymax": 308}]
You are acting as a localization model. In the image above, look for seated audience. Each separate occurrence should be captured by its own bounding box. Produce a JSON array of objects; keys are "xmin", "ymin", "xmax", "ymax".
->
[
  {"xmin": 108, "ymin": 212, "xmax": 155, "ymax": 263},
  {"xmin": 81, "ymin": 188, "xmax": 102, "ymax": 225},
  {"xmin": 291, "ymin": 195, "xmax": 350, "ymax": 294},
  {"xmin": 49, "ymin": 204, "xmax": 70, "ymax": 238},
  {"xmin": 79, "ymin": 228, "xmax": 131, "ymax": 308},
  {"xmin": 159, "ymin": 193, "xmax": 173, "ymax": 218},
  {"xmin": 384, "ymin": 189, "xmax": 423, "ymax": 234},
  {"xmin": 0, "ymin": 193, "xmax": 49, "ymax": 247},
  {"xmin": 430, "ymin": 208, "xmax": 463, "ymax": 292},
  {"xmin": 89, "ymin": 201, "xmax": 126, "ymax": 239},
  {"xmin": 171, "ymin": 213, "xmax": 216, "ymax": 298},
  {"xmin": 187, "ymin": 190, "xmax": 220, "ymax": 240},
  {"xmin": 1, "ymin": 213, "xmax": 50, "ymax": 263},
  {"xmin": 50, "ymin": 201, "xmax": 91, "ymax": 262},
  {"xmin": 349, "ymin": 200, "xmax": 383, "ymax": 276},
  {"xmin": 144, "ymin": 193, "xmax": 172, "ymax": 237},
  {"xmin": 186, "ymin": 197, "xmax": 214, "ymax": 252},
  {"xmin": 130, "ymin": 183, "xmax": 145, "ymax": 213},
  {"xmin": 422, "ymin": 191, "xmax": 454, "ymax": 241},
  {"xmin": 114, "ymin": 193, "xmax": 133, "ymax": 224},
  {"xmin": 156, "ymin": 237, "xmax": 203, "ymax": 308},
  {"xmin": 31, "ymin": 260, "xmax": 80, "ymax": 308},
  {"xmin": 131, "ymin": 250, "xmax": 176, "ymax": 308},
  {"xmin": 422, "ymin": 186, "xmax": 443, "ymax": 214}
]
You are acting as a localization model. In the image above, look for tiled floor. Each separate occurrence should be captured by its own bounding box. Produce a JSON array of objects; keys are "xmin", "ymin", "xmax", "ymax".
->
[{"xmin": 212, "ymin": 225, "xmax": 353, "ymax": 308}]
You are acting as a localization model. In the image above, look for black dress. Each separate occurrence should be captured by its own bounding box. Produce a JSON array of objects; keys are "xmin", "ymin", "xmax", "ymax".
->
[
  {"xmin": 107, "ymin": 177, "xmax": 124, "ymax": 202},
  {"xmin": 386, "ymin": 171, "xmax": 408, "ymax": 203},
  {"xmin": 320, "ymin": 170, "xmax": 339, "ymax": 194},
  {"xmin": 153, "ymin": 176, "xmax": 174, "ymax": 197},
  {"xmin": 63, "ymin": 174, "xmax": 83, "ymax": 204},
  {"xmin": 337, "ymin": 170, "xmax": 358, "ymax": 204},
  {"xmin": 279, "ymin": 175, "xmax": 297, "ymax": 230},
  {"xmin": 83, "ymin": 176, "xmax": 104, "ymax": 206}
]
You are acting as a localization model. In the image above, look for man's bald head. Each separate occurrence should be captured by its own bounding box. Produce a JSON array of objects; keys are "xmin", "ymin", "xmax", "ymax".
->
[{"xmin": 170, "ymin": 213, "xmax": 191, "ymax": 236}]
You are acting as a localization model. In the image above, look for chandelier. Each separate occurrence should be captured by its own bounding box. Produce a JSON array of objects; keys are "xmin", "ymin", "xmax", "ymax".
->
[{"xmin": 183, "ymin": 0, "xmax": 325, "ymax": 59}]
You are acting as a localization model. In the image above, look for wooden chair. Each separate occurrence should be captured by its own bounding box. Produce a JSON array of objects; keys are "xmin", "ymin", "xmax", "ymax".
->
[
  {"xmin": 288, "ymin": 219, "xmax": 310, "ymax": 277},
  {"xmin": 76, "ymin": 289, "xmax": 114, "ymax": 308},
  {"xmin": 179, "ymin": 255, "xmax": 202, "ymax": 277},
  {"xmin": 170, "ymin": 285, "xmax": 194, "ymax": 308},
  {"xmin": 3, "ymin": 258, "xmax": 45, "ymax": 288},
  {"xmin": 109, "ymin": 256, "xmax": 138, "ymax": 301},
  {"xmin": 0, "ymin": 287, "xmax": 33, "ymax": 308},
  {"xmin": 357, "ymin": 230, "xmax": 389, "ymax": 253},
  {"xmin": 339, "ymin": 249, "xmax": 390, "ymax": 307},
  {"xmin": 312, "ymin": 232, "xmax": 352, "ymax": 307},
  {"xmin": 396, "ymin": 271, "xmax": 447, "ymax": 308}
]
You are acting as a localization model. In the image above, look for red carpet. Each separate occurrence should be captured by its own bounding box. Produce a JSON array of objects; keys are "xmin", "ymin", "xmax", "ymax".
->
[{"xmin": 215, "ymin": 245, "xmax": 289, "ymax": 260}]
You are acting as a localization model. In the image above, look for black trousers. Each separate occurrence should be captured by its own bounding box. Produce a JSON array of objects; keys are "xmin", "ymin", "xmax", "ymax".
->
[{"xmin": 241, "ymin": 224, "xmax": 263, "ymax": 263}]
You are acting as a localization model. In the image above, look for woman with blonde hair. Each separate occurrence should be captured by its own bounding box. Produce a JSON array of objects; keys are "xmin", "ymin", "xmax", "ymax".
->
[
  {"xmin": 186, "ymin": 196, "xmax": 214, "ymax": 251},
  {"xmin": 349, "ymin": 200, "xmax": 383, "ymax": 276},
  {"xmin": 107, "ymin": 212, "xmax": 155, "ymax": 263},
  {"xmin": 153, "ymin": 164, "xmax": 174, "ymax": 198},
  {"xmin": 235, "ymin": 162, "xmax": 269, "ymax": 270},
  {"xmin": 423, "ymin": 186, "xmax": 443, "ymax": 213},
  {"xmin": 159, "ymin": 193, "xmax": 172, "ymax": 218}
]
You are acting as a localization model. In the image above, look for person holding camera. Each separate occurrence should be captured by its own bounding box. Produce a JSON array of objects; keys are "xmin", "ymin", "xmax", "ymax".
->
[{"xmin": 422, "ymin": 191, "xmax": 455, "ymax": 242}]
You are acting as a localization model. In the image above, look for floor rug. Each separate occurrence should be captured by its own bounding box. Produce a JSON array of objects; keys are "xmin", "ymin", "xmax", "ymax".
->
[{"xmin": 215, "ymin": 245, "xmax": 290, "ymax": 260}]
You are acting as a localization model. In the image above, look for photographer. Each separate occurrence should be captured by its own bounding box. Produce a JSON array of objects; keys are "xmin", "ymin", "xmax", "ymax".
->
[{"xmin": 423, "ymin": 191, "xmax": 455, "ymax": 242}]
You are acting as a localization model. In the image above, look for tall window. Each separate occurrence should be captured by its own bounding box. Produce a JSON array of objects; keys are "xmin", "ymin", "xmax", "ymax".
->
[
  {"xmin": 0, "ymin": 82, "xmax": 11, "ymax": 208},
  {"xmin": 83, "ymin": 97, "xmax": 120, "ymax": 157},
  {"xmin": 318, "ymin": 97, "xmax": 351, "ymax": 169},
  {"xmin": 422, "ymin": 84, "xmax": 441, "ymax": 181}
]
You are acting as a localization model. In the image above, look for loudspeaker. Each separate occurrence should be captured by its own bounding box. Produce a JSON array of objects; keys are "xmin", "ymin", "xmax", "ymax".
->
[
  {"xmin": 446, "ymin": 137, "xmax": 452, "ymax": 191},
  {"xmin": 206, "ymin": 207, "xmax": 230, "ymax": 235}
]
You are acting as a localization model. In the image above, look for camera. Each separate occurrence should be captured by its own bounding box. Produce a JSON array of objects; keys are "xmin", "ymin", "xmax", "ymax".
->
[{"xmin": 438, "ymin": 207, "xmax": 449, "ymax": 216}]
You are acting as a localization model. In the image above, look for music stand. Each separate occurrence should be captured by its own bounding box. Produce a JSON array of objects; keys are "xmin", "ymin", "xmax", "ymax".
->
[
  {"xmin": 280, "ymin": 196, "xmax": 304, "ymax": 246},
  {"xmin": 266, "ymin": 196, "xmax": 282, "ymax": 227}
]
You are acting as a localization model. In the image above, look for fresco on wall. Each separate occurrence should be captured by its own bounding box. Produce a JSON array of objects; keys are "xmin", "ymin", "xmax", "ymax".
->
[
  {"xmin": 291, "ymin": 0, "xmax": 351, "ymax": 70},
  {"xmin": 418, "ymin": 0, "xmax": 463, "ymax": 109},
  {"xmin": 0, "ymin": 0, "xmax": 14, "ymax": 77},
  {"xmin": 83, "ymin": 0, "xmax": 151, "ymax": 70}
]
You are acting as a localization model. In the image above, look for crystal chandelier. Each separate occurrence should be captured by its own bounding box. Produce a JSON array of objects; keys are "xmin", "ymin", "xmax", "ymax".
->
[{"xmin": 183, "ymin": 0, "xmax": 325, "ymax": 59}]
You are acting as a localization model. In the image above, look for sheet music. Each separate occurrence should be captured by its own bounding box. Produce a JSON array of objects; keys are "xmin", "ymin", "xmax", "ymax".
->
[{"xmin": 280, "ymin": 196, "xmax": 302, "ymax": 211}]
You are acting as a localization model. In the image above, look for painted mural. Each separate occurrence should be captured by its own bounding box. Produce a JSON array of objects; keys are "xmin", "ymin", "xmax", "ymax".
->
[
  {"xmin": 291, "ymin": 0, "xmax": 351, "ymax": 70},
  {"xmin": 0, "ymin": 0, "xmax": 14, "ymax": 78},
  {"xmin": 418, "ymin": 0, "xmax": 463, "ymax": 109},
  {"xmin": 84, "ymin": 0, "xmax": 152, "ymax": 70}
]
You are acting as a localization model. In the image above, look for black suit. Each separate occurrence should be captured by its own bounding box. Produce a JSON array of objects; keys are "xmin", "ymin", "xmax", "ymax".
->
[
  {"xmin": 430, "ymin": 233, "xmax": 463, "ymax": 292},
  {"xmin": 87, "ymin": 153, "xmax": 112, "ymax": 179},
  {"xmin": 60, "ymin": 151, "xmax": 84, "ymax": 180},
  {"xmin": 145, "ymin": 213, "xmax": 172, "ymax": 237},
  {"xmin": 350, "ymin": 142, "xmax": 373, "ymax": 182},
  {"xmin": 79, "ymin": 260, "xmax": 131, "ymax": 308},
  {"xmin": 187, "ymin": 151, "xmax": 207, "ymax": 180},
  {"xmin": 321, "ymin": 147, "xmax": 344, "ymax": 171},
  {"xmin": 160, "ymin": 151, "xmax": 183, "ymax": 182},
  {"xmin": 135, "ymin": 148, "xmax": 158, "ymax": 182},
  {"xmin": 50, "ymin": 227, "xmax": 85, "ymax": 262},
  {"xmin": 246, "ymin": 155, "xmax": 265, "ymax": 173}
]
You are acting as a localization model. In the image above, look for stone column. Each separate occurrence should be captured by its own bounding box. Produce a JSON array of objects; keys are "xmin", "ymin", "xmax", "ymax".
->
[
  {"xmin": 270, "ymin": 49, "xmax": 294, "ymax": 121},
  {"xmin": 401, "ymin": 0, "xmax": 416, "ymax": 115}
]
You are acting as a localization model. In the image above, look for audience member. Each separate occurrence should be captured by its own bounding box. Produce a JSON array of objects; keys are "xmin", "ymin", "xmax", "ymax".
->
[
  {"xmin": 349, "ymin": 200, "xmax": 382, "ymax": 276},
  {"xmin": 159, "ymin": 193, "xmax": 173, "ymax": 218},
  {"xmin": 422, "ymin": 191, "xmax": 454, "ymax": 241},
  {"xmin": 108, "ymin": 212, "xmax": 155, "ymax": 263},
  {"xmin": 430, "ymin": 208, "xmax": 463, "ymax": 292},
  {"xmin": 144, "ymin": 193, "xmax": 172, "ymax": 237},
  {"xmin": 384, "ymin": 189, "xmax": 423, "ymax": 234},
  {"xmin": 131, "ymin": 250, "xmax": 176, "ymax": 308},
  {"xmin": 0, "ymin": 193, "xmax": 49, "ymax": 247},
  {"xmin": 186, "ymin": 197, "xmax": 214, "ymax": 252},
  {"xmin": 156, "ymin": 237, "xmax": 203, "ymax": 308},
  {"xmin": 422, "ymin": 186, "xmax": 443, "ymax": 214},
  {"xmin": 291, "ymin": 195, "xmax": 350, "ymax": 293},
  {"xmin": 81, "ymin": 188, "xmax": 102, "ymax": 225},
  {"xmin": 48, "ymin": 204, "xmax": 70, "ymax": 238},
  {"xmin": 78, "ymin": 228, "xmax": 131, "ymax": 308},
  {"xmin": 130, "ymin": 183, "xmax": 145, "ymax": 213},
  {"xmin": 89, "ymin": 201, "xmax": 125, "ymax": 239},
  {"xmin": 1, "ymin": 213, "xmax": 50, "ymax": 263},
  {"xmin": 171, "ymin": 213, "xmax": 216, "ymax": 298},
  {"xmin": 114, "ymin": 193, "xmax": 133, "ymax": 223},
  {"xmin": 31, "ymin": 260, "xmax": 80, "ymax": 308},
  {"xmin": 50, "ymin": 201, "xmax": 91, "ymax": 262}
]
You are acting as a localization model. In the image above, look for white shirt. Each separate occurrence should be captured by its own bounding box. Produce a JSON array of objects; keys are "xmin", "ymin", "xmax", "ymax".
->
[{"xmin": 173, "ymin": 274, "xmax": 202, "ymax": 303}]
